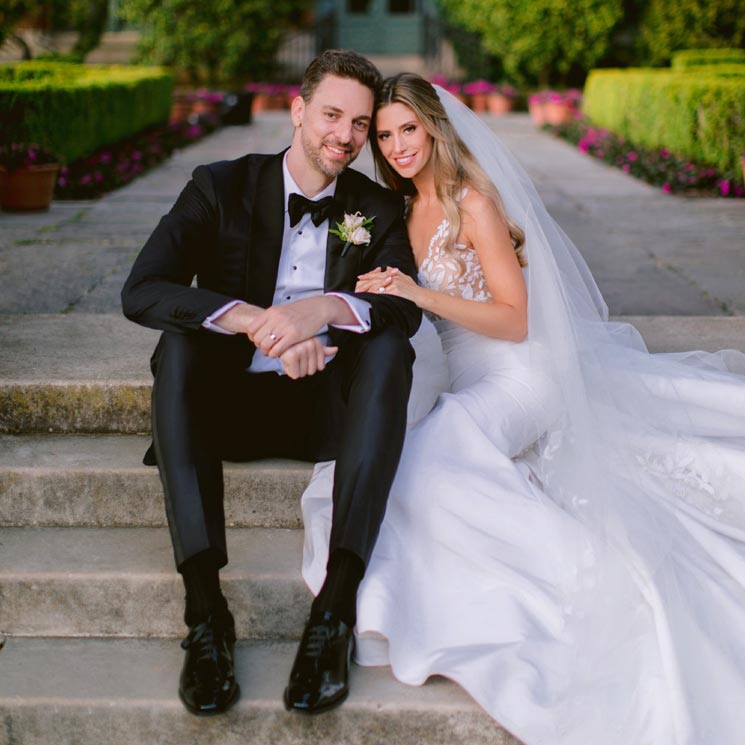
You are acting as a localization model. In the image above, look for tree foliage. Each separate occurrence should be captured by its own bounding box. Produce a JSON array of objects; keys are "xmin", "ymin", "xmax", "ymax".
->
[
  {"xmin": 1, "ymin": 0, "xmax": 108, "ymax": 61},
  {"xmin": 120, "ymin": 0, "xmax": 310, "ymax": 85},
  {"xmin": 639, "ymin": 0, "xmax": 745, "ymax": 66},
  {"xmin": 0, "ymin": 1, "xmax": 40, "ymax": 56},
  {"xmin": 51, "ymin": 0, "xmax": 109, "ymax": 60},
  {"xmin": 438, "ymin": 0, "xmax": 623, "ymax": 87}
]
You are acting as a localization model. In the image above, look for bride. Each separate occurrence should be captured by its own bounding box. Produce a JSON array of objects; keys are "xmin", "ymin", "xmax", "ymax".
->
[{"xmin": 301, "ymin": 72, "xmax": 745, "ymax": 745}]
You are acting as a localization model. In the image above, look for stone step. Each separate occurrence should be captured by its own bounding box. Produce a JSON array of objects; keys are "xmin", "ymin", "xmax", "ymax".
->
[
  {"xmin": 0, "ymin": 527, "xmax": 312, "ymax": 640},
  {"xmin": 0, "ymin": 434, "xmax": 310, "ymax": 528},
  {"xmin": 2, "ymin": 314, "xmax": 745, "ymax": 433},
  {"xmin": 0, "ymin": 637, "xmax": 517, "ymax": 745}
]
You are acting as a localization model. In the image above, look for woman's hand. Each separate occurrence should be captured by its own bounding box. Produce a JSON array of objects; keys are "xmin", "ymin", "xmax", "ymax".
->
[{"xmin": 356, "ymin": 267, "xmax": 426, "ymax": 306}]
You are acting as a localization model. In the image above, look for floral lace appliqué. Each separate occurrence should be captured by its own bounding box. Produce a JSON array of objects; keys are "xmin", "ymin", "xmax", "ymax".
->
[{"xmin": 418, "ymin": 218, "xmax": 492, "ymax": 317}]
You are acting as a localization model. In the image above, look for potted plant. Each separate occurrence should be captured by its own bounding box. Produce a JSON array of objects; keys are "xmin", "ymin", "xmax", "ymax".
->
[
  {"xmin": 192, "ymin": 89, "xmax": 225, "ymax": 118},
  {"xmin": 543, "ymin": 89, "xmax": 582, "ymax": 126},
  {"xmin": 169, "ymin": 92, "xmax": 196, "ymax": 123},
  {"xmin": 488, "ymin": 84, "xmax": 519, "ymax": 115},
  {"xmin": 463, "ymin": 80, "xmax": 495, "ymax": 112},
  {"xmin": 0, "ymin": 144, "xmax": 60, "ymax": 211}
]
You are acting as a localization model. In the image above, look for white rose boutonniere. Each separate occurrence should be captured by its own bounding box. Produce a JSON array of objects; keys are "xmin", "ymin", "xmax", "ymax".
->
[{"xmin": 330, "ymin": 211, "xmax": 375, "ymax": 256}]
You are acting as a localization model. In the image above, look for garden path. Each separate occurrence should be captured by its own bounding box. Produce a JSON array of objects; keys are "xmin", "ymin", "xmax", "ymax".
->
[{"xmin": 0, "ymin": 111, "xmax": 743, "ymax": 317}]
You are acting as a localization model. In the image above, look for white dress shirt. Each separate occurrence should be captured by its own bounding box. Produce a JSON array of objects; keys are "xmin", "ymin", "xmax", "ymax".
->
[{"xmin": 203, "ymin": 154, "xmax": 371, "ymax": 374}]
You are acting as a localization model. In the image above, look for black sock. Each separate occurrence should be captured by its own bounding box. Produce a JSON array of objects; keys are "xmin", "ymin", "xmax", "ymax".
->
[
  {"xmin": 311, "ymin": 548, "xmax": 365, "ymax": 627},
  {"xmin": 180, "ymin": 551, "xmax": 230, "ymax": 628}
]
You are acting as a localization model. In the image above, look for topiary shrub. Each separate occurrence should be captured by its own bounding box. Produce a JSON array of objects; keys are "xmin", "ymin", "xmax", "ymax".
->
[
  {"xmin": 671, "ymin": 48, "xmax": 745, "ymax": 69},
  {"xmin": 583, "ymin": 67, "xmax": 745, "ymax": 175},
  {"xmin": 0, "ymin": 62, "xmax": 173, "ymax": 164}
]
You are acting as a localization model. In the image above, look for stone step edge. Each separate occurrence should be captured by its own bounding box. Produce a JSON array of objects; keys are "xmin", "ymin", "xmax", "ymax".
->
[
  {"xmin": 0, "ymin": 434, "xmax": 312, "ymax": 528},
  {"xmin": 2, "ymin": 315, "xmax": 744, "ymax": 434},
  {"xmin": 0, "ymin": 526, "xmax": 312, "ymax": 640},
  {"xmin": 0, "ymin": 637, "xmax": 518, "ymax": 745}
]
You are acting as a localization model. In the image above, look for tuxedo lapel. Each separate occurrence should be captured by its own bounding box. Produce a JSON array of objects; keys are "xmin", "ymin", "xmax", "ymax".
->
[
  {"xmin": 325, "ymin": 170, "xmax": 363, "ymax": 292},
  {"xmin": 244, "ymin": 152, "xmax": 286, "ymax": 307}
]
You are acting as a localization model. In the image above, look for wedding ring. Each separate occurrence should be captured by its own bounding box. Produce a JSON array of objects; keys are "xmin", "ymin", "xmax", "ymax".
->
[
  {"xmin": 377, "ymin": 286, "xmax": 386, "ymax": 293},
  {"xmin": 269, "ymin": 332, "xmax": 278, "ymax": 341}
]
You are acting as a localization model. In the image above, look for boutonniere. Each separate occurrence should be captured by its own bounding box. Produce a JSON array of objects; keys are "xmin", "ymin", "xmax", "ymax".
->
[{"xmin": 330, "ymin": 211, "xmax": 375, "ymax": 257}]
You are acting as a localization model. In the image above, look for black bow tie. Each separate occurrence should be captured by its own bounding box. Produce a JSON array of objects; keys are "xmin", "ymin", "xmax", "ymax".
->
[{"xmin": 288, "ymin": 193, "xmax": 342, "ymax": 228}]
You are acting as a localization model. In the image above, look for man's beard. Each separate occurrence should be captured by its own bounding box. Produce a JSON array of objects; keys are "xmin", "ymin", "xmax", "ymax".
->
[{"xmin": 302, "ymin": 131, "xmax": 355, "ymax": 179}]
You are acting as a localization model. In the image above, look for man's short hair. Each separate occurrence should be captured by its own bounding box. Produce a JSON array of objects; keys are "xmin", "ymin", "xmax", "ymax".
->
[{"xmin": 300, "ymin": 49, "xmax": 382, "ymax": 102}]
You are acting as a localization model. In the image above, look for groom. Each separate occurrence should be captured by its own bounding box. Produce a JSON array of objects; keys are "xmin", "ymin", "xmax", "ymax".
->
[{"xmin": 121, "ymin": 50, "xmax": 420, "ymax": 716}]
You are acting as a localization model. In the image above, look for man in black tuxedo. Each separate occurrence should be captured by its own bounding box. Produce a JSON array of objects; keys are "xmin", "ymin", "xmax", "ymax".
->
[{"xmin": 121, "ymin": 50, "xmax": 420, "ymax": 716}]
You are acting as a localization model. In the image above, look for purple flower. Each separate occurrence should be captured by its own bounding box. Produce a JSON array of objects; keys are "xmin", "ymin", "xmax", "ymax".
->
[
  {"xmin": 80, "ymin": 174, "xmax": 92, "ymax": 185},
  {"xmin": 662, "ymin": 183, "xmax": 672, "ymax": 193},
  {"xmin": 734, "ymin": 186, "xmax": 745, "ymax": 197},
  {"xmin": 100, "ymin": 152, "xmax": 112, "ymax": 164},
  {"xmin": 627, "ymin": 151, "xmax": 638, "ymax": 162},
  {"xmin": 718, "ymin": 180, "xmax": 731, "ymax": 196},
  {"xmin": 132, "ymin": 151, "xmax": 143, "ymax": 161},
  {"xmin": 58, "ymin": 176, "xmax": 67, "ymax": 186},
  {"xmin": 622, "ymin": 164, "xmax": 631, "ymax": 173}
]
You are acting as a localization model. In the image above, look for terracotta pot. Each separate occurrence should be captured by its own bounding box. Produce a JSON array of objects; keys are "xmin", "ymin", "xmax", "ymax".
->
[
  {"xmin": 469, "ymin": 93, "xmax": 488, "ymax": 112},
  {"xmin": 192, "ymin": 100, "xmax": 221, "ymax": 117},
  {"xmin": 251, "ymin": 93, "xmax": 269, "ymax": 112},
  {"xmin": 543, "ymin": 101, "xmax": 575, "ymax": 126},
  {"xmin": 253, "ymin": 93, "xmax": 286, "ymax": 111},
  {"xmin": 169, "ymin": 98, "xmax": 193, "ymax": 123},
  {"xmin": 267, "ymin": 94, "xmax": 288, "ymax": 110},
  {"xmin": 0, "ymin": 163, "xmax": 60, "ymax": 211},
  {"xmin": 487, "ymin": 93, "xmax": 514, "ymax": 115},
  {"xmin": 528, "ymin": 100, "xmax": 547, "ymax": 126}
]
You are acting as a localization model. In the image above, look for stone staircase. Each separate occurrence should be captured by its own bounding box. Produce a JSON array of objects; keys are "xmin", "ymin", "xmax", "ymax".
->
[
  {"xmin": 0, "ymin": 313, "xmax": 522, "ymax": 745},
  {"xmin": 2, "ymin": 313, "xmax": 745, "ymax": 744}
]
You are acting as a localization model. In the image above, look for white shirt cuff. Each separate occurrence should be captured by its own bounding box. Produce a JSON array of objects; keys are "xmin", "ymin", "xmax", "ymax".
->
[
  {"xmin": 202, "ymin": 300, "xmax": 246, "ymax": 335},
  {"xmin": 326, "ymin": 292, "xmax": 371, "ymax": 333}
]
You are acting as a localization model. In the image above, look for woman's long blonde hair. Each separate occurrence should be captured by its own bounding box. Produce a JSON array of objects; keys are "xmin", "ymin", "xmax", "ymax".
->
[{"xmin": 371, "ymin": 73, "xmax": 526, "ymax": 267}]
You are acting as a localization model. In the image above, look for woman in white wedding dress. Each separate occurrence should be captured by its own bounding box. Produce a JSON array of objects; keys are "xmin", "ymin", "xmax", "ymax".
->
[{"xmin": 301, "ymin": 73, "xmax": 745, "ymax": 745}]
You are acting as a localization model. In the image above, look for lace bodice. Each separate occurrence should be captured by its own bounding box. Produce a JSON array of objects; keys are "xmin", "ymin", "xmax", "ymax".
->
[{"xmin": 417, "ymin": 218, "xmax": 492, "ymax": 313}]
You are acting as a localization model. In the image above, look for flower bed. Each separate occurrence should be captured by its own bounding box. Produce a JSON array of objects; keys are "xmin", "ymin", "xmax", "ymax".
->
[
  {"xmin": 54, "ymin": 117, "xmax": 220, "ymax": 200},
  {"xmin": 548, "ymin": 116, "xmax": 745, "ymax": 198}
]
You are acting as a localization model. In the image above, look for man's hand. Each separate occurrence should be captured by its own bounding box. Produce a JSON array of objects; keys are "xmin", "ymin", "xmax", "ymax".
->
[
  {"xmin": 249, "ymin": 296, "xmax": 354, "ymax": 358},
  {"xmin": 213, "ymin": 303, "xmax": 263, "ymax": 334},
  {"xmin": 279, "ymin": 337, "xmax": 338, "ymax": 379}
]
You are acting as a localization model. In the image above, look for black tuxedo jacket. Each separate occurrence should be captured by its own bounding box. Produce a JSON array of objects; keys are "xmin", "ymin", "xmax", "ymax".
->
[{"xmin": 121, "ymin": 151, "xmax": 422, "ymax": 368}]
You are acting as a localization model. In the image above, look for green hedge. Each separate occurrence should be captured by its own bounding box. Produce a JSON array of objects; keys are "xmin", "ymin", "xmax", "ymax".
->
[
  {"xmin": 0, "ymin": 62, "xmax": 173, "ymax": 164},
  {"xmin": 583, "ymin": 68, "xmax": 745, "ymax": 174},
  {"xmin": 671, "ymin": 48, "xmax": 745, "ymax": 70}
]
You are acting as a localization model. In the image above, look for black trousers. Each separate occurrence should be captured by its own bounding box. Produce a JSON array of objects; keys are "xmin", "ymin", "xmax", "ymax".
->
[{"xmin": 150, "ymin": 327, "xmax": 414, "ymax": 571}]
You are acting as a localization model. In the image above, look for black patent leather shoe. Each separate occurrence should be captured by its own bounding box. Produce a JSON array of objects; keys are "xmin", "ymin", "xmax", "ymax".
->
[
  {"xmin": 284, "ymin": 610, "xmax": 354, "ymax": 715},
  {"xmin": 178, "ymin": 615, "xmax": 240, "ymax": 716}
]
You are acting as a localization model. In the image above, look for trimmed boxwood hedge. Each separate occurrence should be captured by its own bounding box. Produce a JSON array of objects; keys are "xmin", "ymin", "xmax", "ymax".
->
[
  {"xmin": 0, "ymin": 61, "xmax": 173, "ymax": 164},
  {"xmin": 671, "ymin": 48, "xmax": 745, "ymax": 70},
  {"xmin": 583, "ymin": 68, "xmax": 745, "ymax": 175}
]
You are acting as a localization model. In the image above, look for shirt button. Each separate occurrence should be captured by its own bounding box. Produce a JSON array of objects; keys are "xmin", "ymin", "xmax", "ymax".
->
[
  {"xmin": 286, "ymin": 295, "xmax": 291, "ymax": 300},
  {"xmin": 292, "ymin": 266, "xmax": 297, "ymax": 270},
  {"xmin": 298, "ymin": 230, "xmax": 303, "ymax": 235}
]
